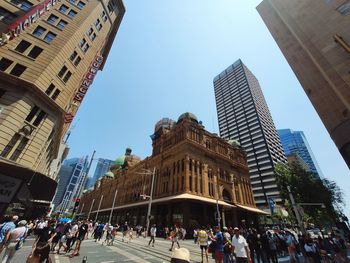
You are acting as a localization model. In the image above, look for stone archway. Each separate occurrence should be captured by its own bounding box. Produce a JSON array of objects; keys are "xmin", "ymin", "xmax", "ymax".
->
[{"xmin": 222, "ymin": 188, "xmax": 233, "ymax": 204}]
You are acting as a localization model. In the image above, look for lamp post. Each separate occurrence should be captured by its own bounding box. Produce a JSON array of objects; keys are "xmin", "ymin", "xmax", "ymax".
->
[
  {"xmin": 137, "ymin": 167, "xmax": 156, "ymax": 237},
  {"xmin": 95, "ymin": 195, "xmax": 103, "ymax": 222},
  {"xmin": 108, "ymin": 189, "xmax": 118, "ymax": 224},
  {"xmin": 87, "ymin": 199, "xmax": 95, "ymax": 220}
]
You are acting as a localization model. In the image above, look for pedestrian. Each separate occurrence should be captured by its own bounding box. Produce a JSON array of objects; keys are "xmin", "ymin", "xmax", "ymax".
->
[
  {"xmin": 111, "ymin": 224, "xmax": 119, "ymax": 246},
  {"xmin": 66, "ymin": 221, "xmax": 78, "ymax": 252},
  {"xmin": 1, "ymin": 220, "xmax": 28, "ymax": 263},
  {"xmin": 148, "ymin": 224, "xmax": 157, "ymax": 247},
  {"xmin": 70, "ymin": 219, "xmax": 88, "ymax": 257},
  {"xmin": 128, "ymin": 227, "xmax": 133, "ymax": 243},
  {"xmin": 122, "ymin": 222, "xmax": 128, "ymax": 242},
  {"xmin": 267, "ymin": 232, "xmax": 278, "ymax": 263},
  {"xmin": 181, "ymin": 227, "xmax": 187, "ymax": 240},
  {"xmin": 223, "ymin": 227, "xmax": 233, "ymax": 263},
  {"xmin": 26, "ymin": 241, "xmax": 51, "ymax": 263},
  {"xmin": 0, "ymin": 216, "xmax": 17, "ymax": 254},
  {"xmin": 231, "ymin": 227, "xmax": 251, "ymax": 263},
  {"xmin": 198, "ymin": 226, "xmax": 209, "ymax": 263},
  {"xmin": 193, "ymin": 228, "xmax": 198, "ymax": 244},
  {"xmin": 50, "ymin": 222, "xmax": 64, "ymax": 252},
  {"xmin": 93, "ymin": 222, "xmax": 104, "ymax": 242},
  {"xmin": 210, "ymin": 226, "xmax": 224, "ymax": 263},
  {"xmin": 170, "ymin": 247, "xmax": 190, "ymax": 263},
  {"xmin": 165, "ymin": 227, "xmax": 170, "ymax": 240},
  {"xmin": 103, "ymin": 223, "xmax": 113, "ymax": 246},
  {"xmin": 169, "ymin": 226, "xmax": 181, "ymax": 251}
]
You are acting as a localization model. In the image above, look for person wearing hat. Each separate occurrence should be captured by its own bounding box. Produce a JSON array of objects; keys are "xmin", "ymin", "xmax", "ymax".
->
[
  {"xmin": 232, "ymin": 227, "xmax": 251, "ymax": 263},
  {"xmin": 171, "ymin": 247, "xmax": 190, "ymax": 263},
  {"xmin": 1, "ymin": 220, "xmax": 28, "ymax": 263}
]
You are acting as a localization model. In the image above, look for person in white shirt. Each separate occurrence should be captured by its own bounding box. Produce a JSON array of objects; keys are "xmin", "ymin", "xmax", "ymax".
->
[
  {"xmin": 231, "ymin": 227, "xmax": 251, "ymax": 263},
  {"xmin": 148, "ymin": 225, "xmax": 157, "ymax": 247},
  {"xmin": 1, "ymin": 220, "xmax": 27, "ymax": 263}
]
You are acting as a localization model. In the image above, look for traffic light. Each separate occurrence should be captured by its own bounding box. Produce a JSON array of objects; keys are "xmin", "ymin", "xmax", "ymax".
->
[{"xmin": 72, "ymin": 198, "xmax": 80, "ymax": 213}]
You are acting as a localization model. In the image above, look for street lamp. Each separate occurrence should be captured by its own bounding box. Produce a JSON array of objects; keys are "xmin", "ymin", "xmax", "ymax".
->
[{"xmin": 135, "ymin": 167, "xmax": 156, "ymax": 237}]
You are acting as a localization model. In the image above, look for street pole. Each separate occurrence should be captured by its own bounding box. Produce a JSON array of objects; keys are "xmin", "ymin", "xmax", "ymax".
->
[
  {"xmin": 146, "ymin": 167, "xmax": 156, "ymax": 237},
  {"xmin": 216, "ymin": 199, "xmax": 221, "ymax": 228},
  {"xmin": 287, "ymin": 186, "xmax": 306, "ymax": 234},
  {"xmin": 109, "ymin": 189, "xmax": 118, "ymax": 224},
  {"xmin": 79, "ymin": 203, "xmax": 84, "ymax": 216},
  {"xmin": 87, "ymin": 199, "xmax": 95, "ymax": 220},
  {"xmin": 95, "ymin": 195, "xmax": 103, "ymax": 222}
]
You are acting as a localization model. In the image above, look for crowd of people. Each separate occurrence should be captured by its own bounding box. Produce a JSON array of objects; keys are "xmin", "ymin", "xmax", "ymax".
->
[{"xmin": 0, "ymin": 214, "xmax": 349, "ymax": 263}]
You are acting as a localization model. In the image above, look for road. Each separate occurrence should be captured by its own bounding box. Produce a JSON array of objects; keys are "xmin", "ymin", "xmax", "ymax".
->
[{"xmin": 4, "ymin": 234, "xmax": 346, "ymax": 263}]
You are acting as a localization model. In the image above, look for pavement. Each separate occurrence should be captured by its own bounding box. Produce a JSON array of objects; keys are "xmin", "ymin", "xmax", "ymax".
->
[{"xmin": 3, "ymin": 234, "xmax": 348, "ymax": 263}]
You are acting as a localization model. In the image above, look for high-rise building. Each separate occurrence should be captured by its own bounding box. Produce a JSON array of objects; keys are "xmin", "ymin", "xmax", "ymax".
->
[
  {"xmin": 257, "ymin": 0, "xmax": 350, "ymax": 169},
  {"xmin": 53, "ymin": 156, "xmax": 89, "ymax": 213},
  {"xmin": 0, "ymin": 0, "xmax": 125, "ymax": 213},
  {"xmin": 214, "ymin": 60, "xmax": 287, "ymax": 207},
  {"xmin": 85, "ymin": 158, "xmax": 114, "ymax": 189},
  {"xmin": 278, "ymin": 129, "xmax": 323, "ymax": 177}
]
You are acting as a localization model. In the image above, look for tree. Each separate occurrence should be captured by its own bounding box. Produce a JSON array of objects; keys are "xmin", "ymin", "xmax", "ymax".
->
[{"xmin": 274, "ymin": 162, "xmax": 344, "ymax": 227}]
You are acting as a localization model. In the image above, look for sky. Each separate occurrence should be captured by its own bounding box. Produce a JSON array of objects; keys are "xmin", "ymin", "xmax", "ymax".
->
[{"xmin": 66, "ymin": 1, "xmax": 350, "ymax": 217}]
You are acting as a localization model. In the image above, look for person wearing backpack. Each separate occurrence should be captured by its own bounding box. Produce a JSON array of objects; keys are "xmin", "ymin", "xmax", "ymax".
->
[
  {"xmin": 1, "ymin": 220, "xmax": 27, "ymax": 263},
  {"xmin": 0, "ymin": 216, "xmax": 17, "ymax": 254}
]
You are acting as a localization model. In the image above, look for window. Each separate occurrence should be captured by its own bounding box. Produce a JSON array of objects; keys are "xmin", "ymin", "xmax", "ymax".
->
[
  {"xmin": 94, "ymin": 19, "xmax": 102, "ymax": 31},
  {"xmin": 27, "ymin": 46, "xmax": 43, "ymax": 59},
  {"xmin": 63, "ymin": 71, "xmax": 72, "ymax": 83},
  {"xmin": 0, "ymin": 58, "xmax": 13, "ymax": 71},
  {"xmin": 100, "ymin": 10, "xmax": 107, "ymax": 22},
  {"xmin": 51, "ymin": 89, "xmax": 60, "ymax": 100},
  {"xmin": 107, "ymin": 0, "xmax": 117, "ymax": 12},
  {"xmin": 1, "ymin": 133, "xmax": 21, "ymax": 158},
  {"xmin": 10, "ymin": 0, "xmax": 33, "ymax": 11},
  {"xmin": 10, "ymin": 64, "xmax": 26, "ymax": 77},
  {"xmin": 79, "ymin": 38, "xmax": 86, "ymax": 48},
  {"xmin": 69, "ymin": 51, "xmax": 78, "ymax": 61},
  {"xmin": 68, "ymin": 10, "xmax": 77, "ymax": 18},
  {"xmin": 57, "ymin": 20, "xmax": 67, "ymax": 30},
  {"xmin": 69, "ymin": 0, "xmax": 76, "ymax": 3},
  {"xmin": 33, "ymin": 26, "xmax": 46, "ymax": 37},
  {"xmin": 74, "ymin": 56, "xmax": 81, "ymax": 66},
  {"xmin": 90, "ymin": 33, "xmax": 96, "ymax": 41},
  {"xmin": 14, "ymin": 40, "xmax": 30, "ymax": 53},
  {"xmin": 44, "ymin": 32, "xmax": 56, "ymax": 43},
  {"xmin": 47, "ymin": 14, "xmax": 58, "ymax": 24},
  {"xmin": 26, "ymin": 106, "xmax": 39, "ymax": 122},
  {"xmin": 0, "ymin": 89, "xmax": 5, "ymax": 98},
  {"xmin": 45, "ymin": 84, "xmax": 55, "ymax": 95},
  {"xmin": 77, "ymin": 1, "xmax": 85, "ymax": 9},
  {"xmin": 82, "ymin": 43, "xmax": 89, "ymax": 53},
  {"xmin": 32, "ymin": 111, "xmax": 46, "ymax": 126},
  {"xmin": 58, "ymin": 66, "xmax": 67, "ymax": 78},
  {"xmin": 59, "ymin": 4, "xmax": 69, "ymax": 13},
  {"xmin": 87, "ymin": 27, "xmax": 93, "ymax": 36},
  {"xmin": 0, "ymin": 7, "xmax": 17, "ymax": 23},
  {"xmin": 10, "ymin": 137, "xmax": 29, "ymax": 161}
]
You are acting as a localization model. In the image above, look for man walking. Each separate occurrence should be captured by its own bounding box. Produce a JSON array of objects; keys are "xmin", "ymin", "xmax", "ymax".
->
[
  {"xmin": 148, "ymin": 224, "xmax": 157, "ymax": 247},
  {"xmin": 232, "ymin": 227, "xmax": 251, "ymax": 263},
  {"xmin": 198, "ymin": 226, "xmax": 209, "ymax": 263},
  {"xmin": 70, "ymin": 219, "xmax": 88, "ymax": 257},
  {"xmin": 0, "ymin": 216, "xmax": 17, "ymax": 254}
]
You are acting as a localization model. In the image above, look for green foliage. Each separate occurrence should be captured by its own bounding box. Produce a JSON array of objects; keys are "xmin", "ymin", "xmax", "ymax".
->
[{"xmin": 274, "ymin": 162, "xmax": 344, "ymax": 227}]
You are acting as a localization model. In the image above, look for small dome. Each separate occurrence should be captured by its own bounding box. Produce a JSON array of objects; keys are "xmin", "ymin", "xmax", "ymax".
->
[
  {"xmin": 114, "ymin": 155, "xmax": 126, "ymax": 166},
  {"xmin": 228, "ymin": 139, "xmax": 240, "ymax": 148},
  {"xmin": 177, "ymin": 112, "xmax": 198, "ymax": 123},
  {"xmin": 104, "ymin": 171, "xmax": 114, "ymax": 178},
  {"xmin": 154, "ymin": 118, "xmax": 175, "ymax": 132}
]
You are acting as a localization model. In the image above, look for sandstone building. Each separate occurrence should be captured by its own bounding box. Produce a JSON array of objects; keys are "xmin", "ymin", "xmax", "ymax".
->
[{"xmin": 79, "ymin": 113, "xmax": 264, "ymax": 229}]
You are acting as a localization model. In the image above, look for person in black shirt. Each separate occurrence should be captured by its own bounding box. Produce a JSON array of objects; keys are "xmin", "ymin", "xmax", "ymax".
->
[
  {"xmin": 70, "ymin": 220, "xmax": 88, "ymax": 257},
  {"xmin": 37, "ymin": 221, "xmax": 56, "ymax": 244}
]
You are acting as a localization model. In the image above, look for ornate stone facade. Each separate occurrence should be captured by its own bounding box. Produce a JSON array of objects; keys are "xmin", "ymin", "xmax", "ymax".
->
[{"xmin": 79, "ymin": 113, "xmax": 263, "ymax": 228}]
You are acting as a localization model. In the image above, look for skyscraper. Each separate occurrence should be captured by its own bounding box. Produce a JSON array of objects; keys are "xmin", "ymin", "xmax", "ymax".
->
[
  {"xmin": 85, "ymin": 158, "xmax": 114, "ymax": 189},
  {"xmin": 214, "ymin": 59, "xmax": 286, "ymax": 207},
  {"xmin": 53, "ymin": 156, "xmax": 89, "ymax": 213},
  {"xmin": 278, "ymin": 129, "xmax": 323, "ymax": 177},
  {"xmin": 0, "ymin": 0, "xmax": 125, "ymax": 213},
  {"xmin": 257, "ymin": 0, "xmax": 350, "ymax": 169}
]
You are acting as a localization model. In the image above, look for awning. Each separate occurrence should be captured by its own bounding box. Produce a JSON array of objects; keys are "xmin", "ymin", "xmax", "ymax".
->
[
  {"xmin": 0, "ymin": 159, "xmax": 57, "ymax": 202},
  {"xmin": 90, "ymin": 193, "xmax": 236, "ymax": 213},
  {"xmin": 236, "ymin": 204, "xmax": 268, "ymax": 214}
]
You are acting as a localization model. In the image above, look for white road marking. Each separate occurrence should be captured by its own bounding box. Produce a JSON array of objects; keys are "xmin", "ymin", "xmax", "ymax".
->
[{"xmin": 54, "ymin": 254, "xmax": 60, "ymax": 263}]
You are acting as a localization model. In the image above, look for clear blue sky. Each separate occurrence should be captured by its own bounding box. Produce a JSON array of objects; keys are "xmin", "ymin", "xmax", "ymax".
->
[{"xmin": 67, "ymin": 0, "xmax": 350, "ymax": 217}]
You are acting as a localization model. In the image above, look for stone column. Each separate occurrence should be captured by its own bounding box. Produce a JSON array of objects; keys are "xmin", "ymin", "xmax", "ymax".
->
[
  {"xmin": 230, "ymin": 174, "xmax": 237, "ymax": 203},
  {"xmin": 185, "ymin": 155, "xmax": 190, "ymax": 192},
  {"xmin": 203, "ymin": 163, "xmax": 209, "ymax": 196}
]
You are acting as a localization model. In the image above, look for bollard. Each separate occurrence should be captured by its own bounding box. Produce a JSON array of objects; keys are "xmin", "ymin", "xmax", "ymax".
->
[{"xmin": 82, "ymin": 256, "xmax": 87, "ymax": 263}]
